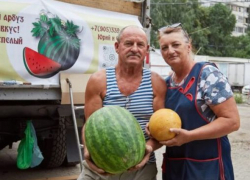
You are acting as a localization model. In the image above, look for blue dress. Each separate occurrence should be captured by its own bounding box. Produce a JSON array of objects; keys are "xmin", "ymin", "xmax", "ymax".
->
[{"xmin": 163, "ymin": 62, "xmax": 234, "ymax": 180}]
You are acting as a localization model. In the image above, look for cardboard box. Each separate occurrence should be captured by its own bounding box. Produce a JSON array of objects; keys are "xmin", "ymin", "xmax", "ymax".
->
[{"xmin": 60, "ymin": 73, "xmax": 91, "ymax": 104}]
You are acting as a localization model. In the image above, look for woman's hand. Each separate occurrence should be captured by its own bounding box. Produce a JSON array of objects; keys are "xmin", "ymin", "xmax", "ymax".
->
[{"xmin": 159, "ymin": 128, "xmax": 190, "ymax": 147}]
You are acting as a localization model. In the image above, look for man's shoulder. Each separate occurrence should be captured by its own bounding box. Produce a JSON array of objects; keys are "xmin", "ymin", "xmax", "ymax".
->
[
  {"xmin": 89, "ymin": 69, "xmax": 106, "ymax": 82},
  {"xmin": 150, "ymin": 70, "xmax": 163, "ymax": 80},
  {"xmin": 94, "ymin": 68, "xmax": 106, "ymax": 75},
  {"xmin": 151, "ymin": 70, "xmax": 166, "ymax": 90}
]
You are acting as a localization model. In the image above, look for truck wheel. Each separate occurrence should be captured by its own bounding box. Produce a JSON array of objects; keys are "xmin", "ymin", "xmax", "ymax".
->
[{"xmin": 38, "ymin": 117, "xmax": 66, "ymax": 168}]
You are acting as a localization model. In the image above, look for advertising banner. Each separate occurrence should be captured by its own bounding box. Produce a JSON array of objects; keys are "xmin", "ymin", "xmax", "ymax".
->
[{"xmin": 0, "ymin": 0, "xmax": 141, "ymax": 85}]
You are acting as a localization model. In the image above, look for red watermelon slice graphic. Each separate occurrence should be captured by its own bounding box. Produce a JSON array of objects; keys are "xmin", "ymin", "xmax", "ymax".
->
[{"xmin": 23, "ymin": 47, "xmax": 61, "ymax": 78}]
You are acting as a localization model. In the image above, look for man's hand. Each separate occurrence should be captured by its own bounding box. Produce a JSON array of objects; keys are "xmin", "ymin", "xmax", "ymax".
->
[
  {"xmin": 84, "ymin": 146, "xmax": 111, "ymax": 176},
  {"xmin": 128, "ymin": 144, "xmax": 153, "ymax": 171},
  {"xmin": 145, "ymin": 123, "xmax": 154, "ymax": 139}
]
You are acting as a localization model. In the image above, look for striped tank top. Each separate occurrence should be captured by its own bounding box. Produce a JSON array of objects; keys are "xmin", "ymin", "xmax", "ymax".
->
[{"xmin": 103, "ymin": 67, "xmax": 155, "ymax": 163}]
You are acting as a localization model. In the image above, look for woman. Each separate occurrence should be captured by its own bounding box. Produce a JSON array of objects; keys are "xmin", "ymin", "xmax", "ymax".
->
[{"xmin": 157, "ymin": 23, "xmax": 240, "ymax": 180}]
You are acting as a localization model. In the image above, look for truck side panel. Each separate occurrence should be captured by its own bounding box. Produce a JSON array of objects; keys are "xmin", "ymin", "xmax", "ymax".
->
[
  {"xmin": 0, "ymin": 0, "xmax": 148, "ymax": 169},
  {"xmin": 58, "ymin": 0, "xmax": 142, "ymax": 16},
  {"xmin": 228, "ymin": 63, "xmax": 244, "ymax": 87},
  {"xmin": 244, "ymin": 63, "xmax": 250, "ymax": 85}
]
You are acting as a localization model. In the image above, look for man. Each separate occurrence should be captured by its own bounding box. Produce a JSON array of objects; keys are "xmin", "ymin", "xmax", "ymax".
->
[{"xmin": 77, "ymin": 25, "xmax": 166, "ymax": 180}]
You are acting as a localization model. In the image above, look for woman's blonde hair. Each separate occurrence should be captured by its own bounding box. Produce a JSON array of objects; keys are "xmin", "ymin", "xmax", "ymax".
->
[
  {"xmin": 158, "ymin": 26, "xmax": 191, "ymax": 44},
  {"xmin": 158, "ymin": 26, "xmax": 196, "ymax": 56}
]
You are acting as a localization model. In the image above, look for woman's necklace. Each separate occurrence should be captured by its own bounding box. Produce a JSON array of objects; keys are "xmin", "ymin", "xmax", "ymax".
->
[{"xmin": 171, "ymin": 72, "xmax": 187, "ymax": 87}]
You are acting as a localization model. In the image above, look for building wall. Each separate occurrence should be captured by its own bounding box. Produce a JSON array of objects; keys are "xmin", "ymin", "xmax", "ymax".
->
[{"xmin": 228, "ymin": 1, "xmax": 250, "ymax": 36}]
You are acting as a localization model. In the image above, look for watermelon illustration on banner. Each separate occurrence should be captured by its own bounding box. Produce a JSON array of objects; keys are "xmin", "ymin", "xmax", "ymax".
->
[{"xmin": 23, "ymin": 10, "xmax": 81, "ymax": 78}]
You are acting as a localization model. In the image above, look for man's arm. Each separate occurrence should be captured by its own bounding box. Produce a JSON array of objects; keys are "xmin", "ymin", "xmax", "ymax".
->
[
  {"xmin": 151, "ymin": 71, "xmax": 166, "ymax": 112},
  {"xmin": 147, "ymin": 72, "xmax": 167, "ymax": 150},
  {"xmin": 82, "ymin": 69, "xmax": 107, "ymax": 174},
  {"xmin": 84, "ymin": 69, "xmax": 106, "ymax": 120}
]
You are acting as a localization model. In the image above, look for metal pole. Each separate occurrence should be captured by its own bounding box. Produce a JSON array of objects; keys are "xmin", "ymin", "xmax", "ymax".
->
[{"xmin": 66, "ymin": 78, "xmax": 84, "ymax": 172}]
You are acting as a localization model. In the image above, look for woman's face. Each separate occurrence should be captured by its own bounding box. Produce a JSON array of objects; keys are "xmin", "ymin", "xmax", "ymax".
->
[{"xmin": 159, "ymin": 31, "xmax": 191, "ymax": 68}]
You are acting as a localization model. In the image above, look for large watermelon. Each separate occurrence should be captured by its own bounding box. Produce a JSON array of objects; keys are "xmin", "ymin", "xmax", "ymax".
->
[
  {"xmin": 38, "ymin": 31, "xmax": 80, "ymax": 70},
  {"xmin": 23, "ymin": 47, "xmax": 61, "ymax": 78},
  {"xmin": 84, "ymin": 105, "xmax": 145, "ymax": 174}
]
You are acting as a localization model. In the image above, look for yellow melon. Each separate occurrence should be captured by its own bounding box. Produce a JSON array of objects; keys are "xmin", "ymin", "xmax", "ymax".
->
[{"xmin": 149, "ymin": 108, "xmax": 181, "ymax": 141}]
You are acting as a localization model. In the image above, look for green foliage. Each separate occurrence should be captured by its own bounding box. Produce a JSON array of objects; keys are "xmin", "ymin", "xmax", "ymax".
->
[
  {"xmin": 31, "ymin": 21, "xmax": 47, "ymax": 37},
  {"xmin": 150, "ymin": 0, "xmax": 250, "ymax": 58},
  {"xmin": 65, "ymin": 20, "xmax": 80, "ymax": 36},
  {"xmin": 208, "ymin": 3, "xmax": 236, "ymax": 36},
  {"xmin": 49, "ymin": 16, "xmax": 62, "ymax": 36},
  {"xmin": 31, "ymin": 10, "xmax": 79, "ymax": 38},
  {"xmin": 231, "ymin": 33, "xmax": 250, "ymax": 58},
  {"xmin": 204, "ymin": 3, "xmax": 236, "ymax": 56},
  {"xmin": 150, "ymin": 0, "xmax": 200, "ymax": 49}
]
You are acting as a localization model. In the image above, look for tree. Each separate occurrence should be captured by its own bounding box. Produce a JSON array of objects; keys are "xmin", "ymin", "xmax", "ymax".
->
[
  {"xmin": 149, "ymin": 1, "xmax": 250, "ymax": 58},
  {"xmin": 204, "ymin": 3, "xmax": 236, "ymax": 56},
  {"xmin": 230, "ymin": 34, "xmax": 250, "ymax": 58},
  {"xmin": 150, "ymin": 0, "xmax": 200, "ymax": 49},
  {"xmin": 189, "ymin": 6, "xmax": 210, "ymax": 55}
]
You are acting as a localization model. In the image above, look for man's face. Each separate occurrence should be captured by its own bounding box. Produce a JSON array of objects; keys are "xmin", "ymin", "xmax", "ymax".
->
[{"xmin": 115, "ymin": 27, "xmax": 149, "ymax": 66}]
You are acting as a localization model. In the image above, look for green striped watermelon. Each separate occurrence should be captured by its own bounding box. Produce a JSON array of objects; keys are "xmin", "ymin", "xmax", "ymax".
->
[
  {"xmin": 37, "ymin": 31, "xmax": 80, "ymax": 70},
  {"xmin": 31, "ymin": 13, "xmax": 81, "ymax": 71},
  {"xmin": 84, "ymin": 105, "xmax": 145, "ymax": 174}
]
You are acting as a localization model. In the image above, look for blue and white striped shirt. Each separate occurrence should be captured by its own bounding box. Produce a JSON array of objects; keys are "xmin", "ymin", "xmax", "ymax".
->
[{"xmin": 103, "ymin": 67, "xmax": 155, "ymax": 163}]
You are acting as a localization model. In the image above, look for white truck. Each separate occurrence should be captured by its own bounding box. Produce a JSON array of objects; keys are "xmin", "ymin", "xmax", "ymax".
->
[
  {"xmin": 0, "ymin": 0, "xmax": 151, "ymax": 168},
  {"xmin": 227, "ymin": 63, "xmax": 250, "ymax": 92},
  {"xmin": 194, "ymin": 55, "xmax": 250, "ymax": 92}
]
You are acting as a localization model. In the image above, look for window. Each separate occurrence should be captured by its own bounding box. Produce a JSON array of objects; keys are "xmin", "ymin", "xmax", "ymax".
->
[
  {"xmin": 238, "ymin": 16, "xmax": 244, "ymax": 23},
  {"xmin": 234, "ymin": 27, "xmax": 244, "ymax": 33},
  {"xmin": 237, "ymin": 27, "xmax": 244, "ymax": 33},
  {"xmin": 232, "ymin": 5, "xmax": 237, "ymax": 11}
]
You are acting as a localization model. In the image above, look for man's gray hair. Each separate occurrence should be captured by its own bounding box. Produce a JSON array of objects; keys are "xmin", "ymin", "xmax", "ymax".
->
[{"xmin": 116, "ymin": 25, "xmax": 146, "ymax": 42}]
